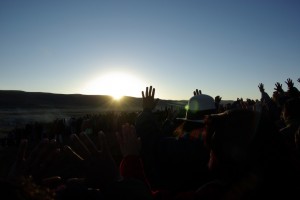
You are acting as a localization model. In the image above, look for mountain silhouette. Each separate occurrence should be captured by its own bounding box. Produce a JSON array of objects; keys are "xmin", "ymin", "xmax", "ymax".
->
[{"xmin": 0, "ymin": 90, "xmax": 187, "ymax": 110}]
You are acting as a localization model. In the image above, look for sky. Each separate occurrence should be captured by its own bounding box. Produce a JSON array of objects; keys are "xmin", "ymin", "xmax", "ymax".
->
[{"xmin": 0, "ymin": 0, "xmax": 299, "ymax": 101}]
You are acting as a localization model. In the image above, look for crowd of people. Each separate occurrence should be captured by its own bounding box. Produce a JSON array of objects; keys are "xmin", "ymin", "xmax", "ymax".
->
[{"xmin": 0, "ymin": 77, "xmax": 299, "ymax": 200}]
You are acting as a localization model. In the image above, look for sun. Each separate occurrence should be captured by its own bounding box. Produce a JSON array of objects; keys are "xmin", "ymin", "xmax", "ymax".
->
[{"xmin": 81, "ymin": 72, "xmax": 144, "ymax": 100}]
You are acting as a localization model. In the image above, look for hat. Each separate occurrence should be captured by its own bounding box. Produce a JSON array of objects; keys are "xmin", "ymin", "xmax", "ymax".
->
[{"xmin": 177, "ymin": 94, "xmax": 216, "ymax": 123}]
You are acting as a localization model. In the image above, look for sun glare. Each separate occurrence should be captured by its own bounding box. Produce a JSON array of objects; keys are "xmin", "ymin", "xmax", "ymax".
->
[{"xmin": 82, "ymin": 72, "xmax": 144, "ymax": 100}]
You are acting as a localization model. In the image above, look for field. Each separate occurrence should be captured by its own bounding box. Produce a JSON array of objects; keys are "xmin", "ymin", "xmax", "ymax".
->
[
  {"xmin": 0, "ymin": 106, "xmax": 142, "ymax": 137},
  {"xmin": 0, "ymin": 91, "xmax": 190, "ymax": 138}
]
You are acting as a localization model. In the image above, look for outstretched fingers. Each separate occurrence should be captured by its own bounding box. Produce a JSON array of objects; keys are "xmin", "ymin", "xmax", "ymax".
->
[
  {"xmin": 69, "ymin": 134, "xmax": 91, "ymax": 159},
  {"xmin": 143, "ymin": 86, "xmax": 154, "ymax": 98},
  {"xmin": 117, "ymin": 123, "xmax": 140, "ymax": 157},
  {"xmin": 78, "ymin": 132, "xmax": 98, "ymax": 155},
  {"xmin": 193, "ymin": 89, "xmax": 202, "ymax": 96}
]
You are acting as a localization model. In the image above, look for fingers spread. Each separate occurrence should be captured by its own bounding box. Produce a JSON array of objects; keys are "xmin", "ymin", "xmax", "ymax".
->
[{"xmin": 69, "ymin": 134, "xmax": 91, "ymax": 159}]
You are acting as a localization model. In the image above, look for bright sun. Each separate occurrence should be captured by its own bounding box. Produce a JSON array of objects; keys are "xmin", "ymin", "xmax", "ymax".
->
[{"xmin": 81, "ymin": 72, "xmax": 144, "ymax": 100}]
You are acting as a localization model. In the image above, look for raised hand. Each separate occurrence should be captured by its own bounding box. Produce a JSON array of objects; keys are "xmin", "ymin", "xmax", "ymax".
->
[
  {"xmin": 215, "ymin": 95, "xmax": 222, "ymax": 104},
  {"xmin": 141, "ymin": 85, "xmax": 159, "ymax": 111},
  {"xmin": 193, "ymin": 89, "xmax": 202, "ymax": 96},
  {"xmin": 285, "ymin": 78, "xmax": 294, "ymax": 89},
  {"xmin": 258, "ymin": 83, "xmax": 265, "ymax": 93},
  {"xmin": 116, "ymin": 123, "xmax": 141, "ymax": 157},
  {"xmin": 8, "ymin": 139, "xmax": 65, "ymax": 185},
  {"xmin": 274, "ymin": 82, "xmax": 284, "ymax": 93},
  {"xmin": 69, "ymin": 131, "xmax": 121, "ymax": 189}
]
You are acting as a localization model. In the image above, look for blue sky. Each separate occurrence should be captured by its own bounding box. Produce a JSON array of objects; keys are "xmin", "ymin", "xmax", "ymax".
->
[{"xmin": 0, "ymin": 0, "xmax": 299, "ymax": 101}]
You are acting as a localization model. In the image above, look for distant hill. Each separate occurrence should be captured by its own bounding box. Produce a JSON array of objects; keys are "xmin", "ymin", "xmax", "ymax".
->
[
  {"xmin": 0, "ymin": 90, "xmax": 233, "ymax": 134},
  {"xmin": 0, "ymin": 90, "xmax": 235, "ymax": 111},
  {"xmin": 0, "ymin": 90, "xmax": 188, "ymax": 111}
]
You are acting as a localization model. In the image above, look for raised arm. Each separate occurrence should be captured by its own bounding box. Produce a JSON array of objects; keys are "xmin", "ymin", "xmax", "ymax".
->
[
  {"xmin": 258, "ymin": 83, "xmax": 281, "ymax": 122},
  {"xmin": 7, "ymin": 138, "xmax": 85, "ymax": 190},
  {"xmin": 135, "ymin": 86, "xmax": 163, "ymax": 188},
  {"xmin": 214, "ymin": 95, "xmax": 222, "ymax": 112},
  {"xmin": 258, "ymin": 83, "xmax": 265, "ymax": 93},
  {"xmin": 274, "ymin": 82, "xmax": 284, "ymax": 94},
  {"xmin": 68, "ymin": 131, "xmax": 121, "ymax": 189},
  {"xmin": 142, "ymin": 85, "xmax": 159, "ymax": 112},
  {"xmin": 285, "ymin": 78, "xmax": 300, "ymax": 98},
  {"xmin": 285, "ymin": 78, "xmax": 294, "ymax": 89}
]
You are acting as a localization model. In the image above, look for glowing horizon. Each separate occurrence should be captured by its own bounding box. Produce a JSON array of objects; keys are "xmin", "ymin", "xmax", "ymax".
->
[{"xmin": 81, "ymin": 72, "xmax": 146, "ymax": 100}]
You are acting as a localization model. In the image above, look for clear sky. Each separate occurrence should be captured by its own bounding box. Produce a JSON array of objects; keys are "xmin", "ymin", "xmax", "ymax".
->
[{"xmin": 1, "ymin": 0, "xmax": 299, "ymax": 101}]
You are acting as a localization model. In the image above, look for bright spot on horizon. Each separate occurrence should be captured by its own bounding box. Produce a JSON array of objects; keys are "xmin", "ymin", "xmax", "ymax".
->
[{"xmin": 81, "ymin": 72, "xmax": 144, "ymax": 100}]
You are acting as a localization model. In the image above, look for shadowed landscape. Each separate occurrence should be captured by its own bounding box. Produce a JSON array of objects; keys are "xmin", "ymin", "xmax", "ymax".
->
[
  {"xmin": 0, "ymin": 90, "xmax": 234, "ymax": 136},
  {"xmin": 0, "ymin": 90, "xmax": 192, "ymax": 136}
]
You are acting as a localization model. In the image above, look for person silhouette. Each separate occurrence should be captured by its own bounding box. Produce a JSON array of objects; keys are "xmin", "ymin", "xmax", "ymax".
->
[{"xmin": 135, "ymin": 86, "xmax": 217, "ymax": 192}]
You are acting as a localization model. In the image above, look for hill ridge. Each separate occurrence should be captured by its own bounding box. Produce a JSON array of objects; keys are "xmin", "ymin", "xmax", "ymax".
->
[{"xmin": 0, "ymin": 90, "xmax": 188, "ymax": 109}]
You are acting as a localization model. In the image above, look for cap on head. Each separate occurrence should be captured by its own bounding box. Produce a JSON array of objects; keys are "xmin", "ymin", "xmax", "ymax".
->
[{"xmin": 177, "ymin": 94, "xmax": 216, "ymax": 123}]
